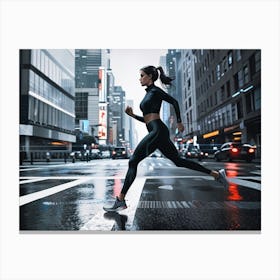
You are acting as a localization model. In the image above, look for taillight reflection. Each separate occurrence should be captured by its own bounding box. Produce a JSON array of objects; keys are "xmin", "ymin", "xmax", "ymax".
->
[{"xmin": 227, "ymin": 184, "xmax": 243, "ymax": 201}]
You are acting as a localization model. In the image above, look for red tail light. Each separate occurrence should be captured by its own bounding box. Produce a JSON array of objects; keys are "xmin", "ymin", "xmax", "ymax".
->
[
  {"xmin": 248, "ymin": 148, "xmax": 255, "ymax": 153},
  {"xmin": 231, "ymin": 147, "xmax": 238, "ymax": 153}
]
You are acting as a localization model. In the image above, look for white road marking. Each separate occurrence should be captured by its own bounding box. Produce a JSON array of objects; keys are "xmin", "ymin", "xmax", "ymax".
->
[
  {"xmin": 158, "ymin": 185, "xmax": 173, "ymax": 190},
  {"xmin": 228, "ymin": 177, "xmax": 261, "ymax": 191},
  {"xmin": 19, "ymin": 177, "xmax": 91, "ymax": 206},
  {"xmin": 20, "ymin": 178, "xmax": 47, "ymax": 184},
  {"xmin": 137, "ymin": 200, "xmax": 260, "ymax": 210},
  {"xmin": 80, "ymin": 207, "xmax": 115, "ymax": 231},
  {"xmin": 80, "ymin": 177, "xmax": 146, "ymax": 231},
  {"xmin": 20, "ymin": 175, "xmax": 214, "ymax": 180},
  {"xmin": 251, "ymin": 170, "xmax": 261, "ymax": 175}
]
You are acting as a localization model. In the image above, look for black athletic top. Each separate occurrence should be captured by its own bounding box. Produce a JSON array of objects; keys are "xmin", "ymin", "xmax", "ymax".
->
[{"xmin": 134, "ymin": 84, "xmax": 182, "ymax": 123}]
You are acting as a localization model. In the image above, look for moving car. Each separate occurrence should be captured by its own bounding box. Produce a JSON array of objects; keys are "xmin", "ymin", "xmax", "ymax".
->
[
  {"xmin": 214, "ymin": 142, "xmax": 256, "ymax": 162},
  {"xmin": 112, "ymin": 147, "xmax": 128, "ymax": 159},
  {"xmin": 185, "ymin": 147, "xmax": 208, "ymax": 161}
]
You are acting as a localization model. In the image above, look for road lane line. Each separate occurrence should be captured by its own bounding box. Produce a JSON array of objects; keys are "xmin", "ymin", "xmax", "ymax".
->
[
  {"xmin": 80, "ymin": 177, "xmax": 146, "ymax": 231},
  {"xmin": 19, "ymin": 177, "xmax": 91, "ymax": 206}
]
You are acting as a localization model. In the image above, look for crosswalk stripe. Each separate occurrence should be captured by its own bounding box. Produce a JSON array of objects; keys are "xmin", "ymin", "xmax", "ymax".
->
[
  {"xmin": 229, "ymin": 177, "xmax": 261, "ymax": 190},
  {"xmin": 137, "ymin": 200, "xmax": 260, "ymax": 210},
  {"xmin": 79, "ymin": 177, "xmax": 146, "ymax": 231},
  {"xmin": 20, "ymin": 178, "xmax": 47, "ymax": 184},
  {"xmin": 20, "ymin": 177, "xmax": 91, "ymax": 206}
]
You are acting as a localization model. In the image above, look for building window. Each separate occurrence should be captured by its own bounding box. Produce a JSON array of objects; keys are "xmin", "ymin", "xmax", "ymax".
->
[
  {"xmin": 237, "ymin": 100, "xmax": 243, "ymax": 119},
  {"xmin": 221, "ymin": 85, "xmax": 225, "ymax": 101},
  {"xmin": 228, "ymin": 51, "xmax": 233, "ymax": 68},
  {"xmin": 226, "ymin": 80, "xmax": 231, "ymax": 97},
  {"xmin": 243, "ymin": 65, "xmax": 249, "ymax": 84},
  {"xmin": 234, "ymin": 73, "xmax": 239, "ymax": 90},
  {"xmin": 238, "ymin": 70, "xmax": 244, "ymax": 88},
  {"xmin": 254, "ymin": 87, "xmax": 261, "ymax": 110},
  {"xmin": 246, "ymin": 92, "xmax": 253, "ymax": 113},
  {"xmin": 211, "ymin": 70, "xmax": 215, "ymax": 84},
  {"xmin": 236, "ymin": 50, "xmax": 241, "ymax": 61},
  {"xmin": 216, "ymin": 64, "xmax": 221, "ymax": 80},
  {"xmin": 231, "ymin": 103, "xmax": 237, "ymax": 122},
  {"xmin": 187, "ymin": 79, "xmax": 191, "ymax": 90},
  {"xmin": 214, "ymin": 91, "xmax": 217, "ymax": 105},
  {"xmin": 222, "ymin": 57, "xmax": 227, "ymax": 76}
]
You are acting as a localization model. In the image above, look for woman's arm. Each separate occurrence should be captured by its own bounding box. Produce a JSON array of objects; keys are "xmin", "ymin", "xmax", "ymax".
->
[
  {"xmin": 158, "ymin": 89, "xmax": 182, "ymax": 123},
  {"xmin": 125, "ymin": 106, "xmax": 145, "ymax": 123}
]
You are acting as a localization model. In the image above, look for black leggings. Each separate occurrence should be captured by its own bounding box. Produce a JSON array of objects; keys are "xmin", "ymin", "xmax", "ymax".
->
[{"xmin": 121, "ymin": 119, "xmax": 212, "ymax": 196}]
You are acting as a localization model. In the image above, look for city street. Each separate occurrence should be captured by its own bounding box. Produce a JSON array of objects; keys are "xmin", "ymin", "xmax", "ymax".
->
[{"xmin": 20, "ymin": 157, "xmax": 261, "ymax": 231}]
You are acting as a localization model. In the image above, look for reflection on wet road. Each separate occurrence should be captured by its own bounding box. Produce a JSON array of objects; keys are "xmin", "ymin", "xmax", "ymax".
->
[{"xmin": 20, "ymin": 158, "xmax": 261, "ymax": 231}]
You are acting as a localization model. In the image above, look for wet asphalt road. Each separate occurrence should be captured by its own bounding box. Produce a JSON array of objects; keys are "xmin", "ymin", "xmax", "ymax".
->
[{"xmin": 19, "ymin": 157, "xmax": 261, "ymax": 231}]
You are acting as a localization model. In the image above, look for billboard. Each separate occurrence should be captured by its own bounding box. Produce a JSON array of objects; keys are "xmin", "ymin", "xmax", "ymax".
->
[{"xmin": 98, "ymin": 103, "xmax": 107, "ymax": 140}]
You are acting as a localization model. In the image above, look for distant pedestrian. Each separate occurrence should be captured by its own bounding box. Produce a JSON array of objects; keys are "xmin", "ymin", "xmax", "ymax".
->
[
  {"xmin": 103, "ymin": 65, "xmax": 229, "ymax": 212},
  {"xmin": 64, "ymin": 153, "xmax": 67, "ymax": 163}
]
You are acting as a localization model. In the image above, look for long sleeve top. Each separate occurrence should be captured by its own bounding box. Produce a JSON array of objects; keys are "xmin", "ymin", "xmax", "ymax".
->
[{"xmin": 134, "ymin": 84, "xmax": 182, "ymax": 123}]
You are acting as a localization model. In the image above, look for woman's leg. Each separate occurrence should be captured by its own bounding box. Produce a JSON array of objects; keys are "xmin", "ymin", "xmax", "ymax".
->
[
  {"xmin": 159, "ymin": 137, "xmax": 212, "ymax": 174},
  {"xmin": 119, "ymin": 129, "xmax": 160, "ymax": 198}
]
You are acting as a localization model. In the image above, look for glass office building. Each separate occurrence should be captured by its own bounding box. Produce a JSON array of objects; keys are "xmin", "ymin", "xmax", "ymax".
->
[{"xmin": 20, "ymin": 49, "xmax": 76, "ymax": 161}]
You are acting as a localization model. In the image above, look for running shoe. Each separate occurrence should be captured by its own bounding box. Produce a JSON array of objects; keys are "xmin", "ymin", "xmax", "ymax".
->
[
  {"xmin": 216, "ymin": 169, "xmax": 229, "ymax": 189},
  {"xmin": 103, "ymin": 197, "xmax": 127, "ymax": 212}
]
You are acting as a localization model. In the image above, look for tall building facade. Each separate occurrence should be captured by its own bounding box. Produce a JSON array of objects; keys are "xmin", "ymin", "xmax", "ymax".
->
[
  {"xmin": 194, "ymin": 49, "xmax": 261, "ymax": 150},
  {"xmin": 125, "ymin": 99, "xmax": 137, "ymax": 150},
  {"xmin": 75, "ymin": 49, "xmax": 110, "ymax": 145},
  {"xmin": 109, "ymin": 86, "xmax": 126, "ymax": 146},
  {"xmin": 166, "ymin": 50, "xmax": 184, "ymax": 140},
  {"xmin": 19, "ymin": 49, "xmax": 76, "ymax": 161},
  {"xmin": 179, "ymin": 50, "xmax": 198, "ymax": 141},
  {"xmin": 159, "ymin": 55, "xmax": 169, "ymax": 126}
]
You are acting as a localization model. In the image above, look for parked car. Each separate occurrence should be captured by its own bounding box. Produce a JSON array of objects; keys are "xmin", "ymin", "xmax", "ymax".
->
[
  {"xmin": 185, "ymin": 147, "xmax": 208, "ymax": 161},
  {"xmin": 70, "ymin": 151, "xmax": 82, "ymax": 160},
  {"xmin": 214, "ymin": 142, "xmax": 256, "ymax": 162},
  {"xmin": 112, "ymin": 147, "xmax": 128, "ymax": 159},
  {"xmin": 90, "ymin": 149, "xmax": 102, "ymax": 159},
  {"xmin": 101, "ymin": 150, "xmax": 111, "ymax": 159}
]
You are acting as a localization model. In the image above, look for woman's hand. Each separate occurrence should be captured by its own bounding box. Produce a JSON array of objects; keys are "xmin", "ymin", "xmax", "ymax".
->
[
  {"xmin": 125, "ymin": 106, "xmax": 134, "ymax": 117},
  {"xmin": 177, "ymin": 122, "xmax": 184, "ymax": 133}
]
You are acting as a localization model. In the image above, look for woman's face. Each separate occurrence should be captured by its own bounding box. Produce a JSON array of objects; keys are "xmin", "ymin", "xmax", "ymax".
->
[{"xmin": 139, "ymin": 70, "xmax": 153, "ymax": 87}]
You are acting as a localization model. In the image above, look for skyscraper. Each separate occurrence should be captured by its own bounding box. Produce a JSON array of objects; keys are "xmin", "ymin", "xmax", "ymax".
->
[
  {"xmin": 75, "ymin": 49, "xmax": 110, "ymax": 144},
  {"xmin": 19, "ymin": 49, "xmax": 75, "ymax": 161}
]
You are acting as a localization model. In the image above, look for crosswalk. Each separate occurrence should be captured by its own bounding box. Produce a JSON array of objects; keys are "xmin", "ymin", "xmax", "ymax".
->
[
  {"xmin": 137, "ymin": 200, "xmax": 260, "ymax": 210},
  {"xmin": 19, "ymin": 159, "xmax": 261, "ymax": 231}
]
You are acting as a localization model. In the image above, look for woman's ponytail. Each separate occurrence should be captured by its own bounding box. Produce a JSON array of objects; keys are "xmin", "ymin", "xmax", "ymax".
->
[
  {"xmin": 156, "ymin": 66, "xmax": 174, "ymax": 85},
  {"xmin": 141, "ymin": 65, "xmax": 174, "ymax": 85}
]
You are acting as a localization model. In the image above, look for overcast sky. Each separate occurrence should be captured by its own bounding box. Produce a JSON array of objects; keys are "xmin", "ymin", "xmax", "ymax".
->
[{"xmin": 110, "ymin": 49, "xmax": 167, "ymax": 139}]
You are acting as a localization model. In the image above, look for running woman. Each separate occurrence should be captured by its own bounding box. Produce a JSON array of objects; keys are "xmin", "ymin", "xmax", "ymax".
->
[{"xmin": 104, "ymin": 65, "xmax": 229, "ymax": 212}]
